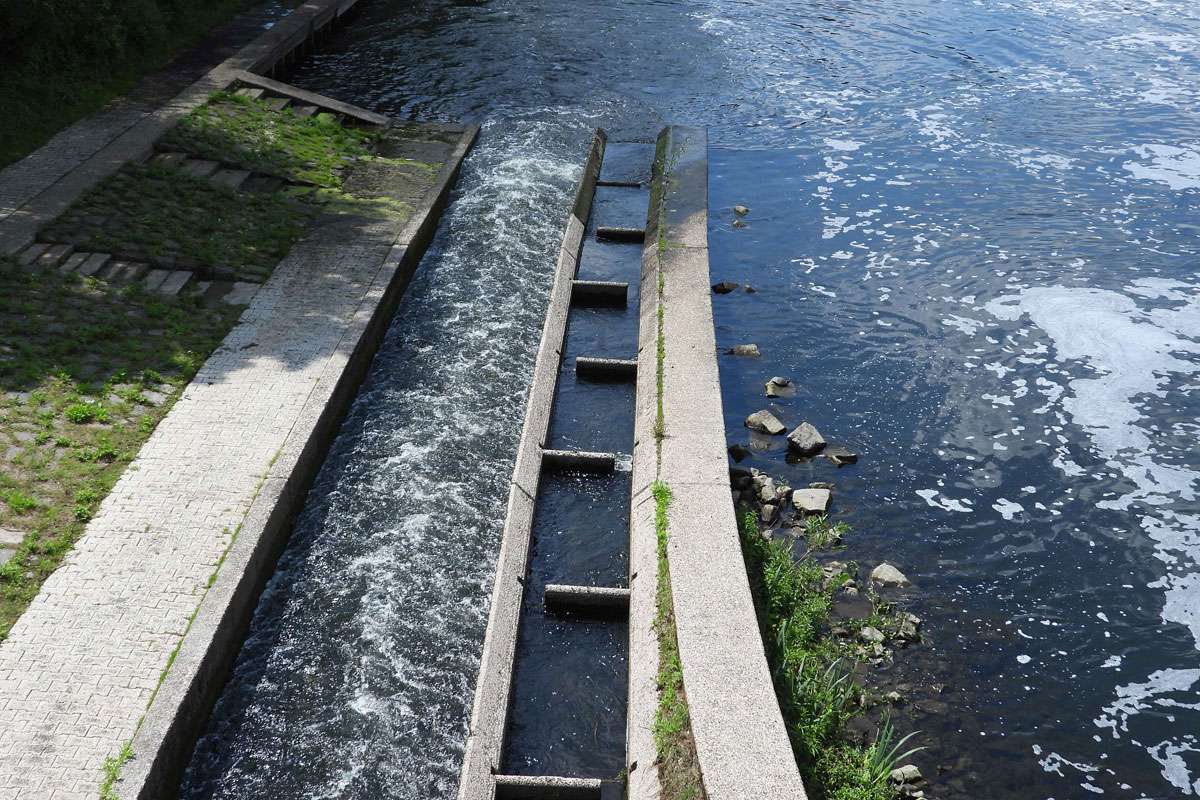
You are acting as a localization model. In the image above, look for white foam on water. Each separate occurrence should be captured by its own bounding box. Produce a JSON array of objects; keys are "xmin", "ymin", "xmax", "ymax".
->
[{"xmin": 1123, "ymin": 144, "xmax": 1200, "ymax": 190}]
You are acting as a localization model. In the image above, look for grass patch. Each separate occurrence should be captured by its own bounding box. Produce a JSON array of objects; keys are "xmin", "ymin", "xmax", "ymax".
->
[
  {"xmin": 652, "ymin": 481, "xmax": 706, "ymax": 800},
  {"xmin": 162, "ymin": 92, "xmax": 378, "ymax": 188},
  {"xmin": 0, "ymin": 260, "xmax": 239, "ymax": 641},
  {"xmin": 40, "ymin": 163, "xmax": 315, "ymax": 276},
  {"xmin": 739, "ymin": 508, "xmax": 920, "ymax": 800},
  {"xmin": 99, "ymin": 739, "xmax": 133, "ymax": 800},
  {"xmin": 0, "ymin": 0, "xmax": 261, "ymax": 168}
]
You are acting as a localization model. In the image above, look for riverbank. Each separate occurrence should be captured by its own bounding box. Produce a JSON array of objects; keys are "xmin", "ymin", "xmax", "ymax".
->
[{"xmin": 0, "ymin": 0, "xmax": 289, "ymax": 168}]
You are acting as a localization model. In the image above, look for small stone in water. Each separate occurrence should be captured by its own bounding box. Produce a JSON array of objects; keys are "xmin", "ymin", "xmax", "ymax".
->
[
  {"xmin": 786, "ymin": 421, "xmax": 826, "ymax": 455},
  {"xmin": 760, "ymin": 502, "xmax": 779, "ymax": 524},
  {"xmin": 734, "ymin": 204, "xmax": 750, "ymax": 216},
  {"xmin": 764, "ymin": 376, "xmax": 794, "ymax": 397},
  {"xmin": 712, "ymin": 281, "xmax": 740, "ymax": 294},
  {"xmin": 728, "ymin": 443, "xmax": 751, "ymax": 462},
  {"xmin": 793, "ymin": 488, "xmax": 831, "ymax": 515},
  {"xmin": 728, "ymin": 343, "xmax": 760, "ymax": 357},
  {"xmin": 890, "ymin": 764, "xmax": 923, "ymax": 784},
  {"xmin": 870, "ymin": 563, "xmax": 911, "ymax": 587},
  {"xmin": 824, "ymin": 445, "xmax": 859, "ymax": 465},
  {"xmin": 745, "ymin": 409, "xmax": 786, "ymax": 435},
  {"xmin": 859, "ymin": 626, "xmax": 885, "ymax": 644},
  {"xmin": 744, "ymin": 284, "xmax": 756, "ymax": 293}
]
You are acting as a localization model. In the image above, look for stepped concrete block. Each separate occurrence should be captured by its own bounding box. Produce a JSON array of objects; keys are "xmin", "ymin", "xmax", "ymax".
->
[
  {"xmin": 234, "ymin": 87, "xmax": 265, "ymax": 100},
  {"xmin": 59, "ymin": 252, "xmax": 90, "ymax": 275},
  {"xmin": 596, "ymin": 225, "xmax": 645, "ymax": 243},
  {"xmin": 76, "ymin": 253, "xmax": 111, "ymax": 276},
  {"xmin": 181, "ymin": 159, "xmax": 220, "ymax": 178},
  {"xmin": 263, "ymin": 96, "xmax": 290, "ymax": 112},
  {"xmin": 36, "ymin": 243, "xmax": 74, "ymax": 268},
  {"xmin": 543, "ymin": 584, "xmax": 630, "ymax": 616},
  {"xmin": 575, "ymin": 356, "xmax": 637, "ymax": 381},
  {"xmin": 291, "ymin": 105, "xmax": 318, "ymax": 118},
  {"xmin": 157, "ymin": 270, "xmax": 192, "ymax": 296},
  {"xmin": 16, "ymin": 243, "xmax": 50, "ymax": 266},
  {"xmin": 142, "ymin": 269, "xmax": 171, "ymax": 291},
  {"xmin": 210, "ymin": 169, "xmax": 251, "ymax": 190},
  {"xmin": 541, "ymin": 448, "xmax": 616, "ymax": 473},
  {"xmin": 570, "ymin": 279, "xmax": 627, "ymax": 306},
  {"xmin": 150, "ymin": 152, "xmax": 187, "ymax": 168},
  {"xmin": 221, "ymin": 281, "xmax": 259, "ymax": 305},
  {"xmin": 493, "ymin": 774, "xmax": 603, "ymax": 799}
]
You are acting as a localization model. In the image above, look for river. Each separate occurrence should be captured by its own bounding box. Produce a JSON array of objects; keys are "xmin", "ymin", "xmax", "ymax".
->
[{"xmin": 181, "ymin": 1, "xmax": 1200, "ymax": 797}]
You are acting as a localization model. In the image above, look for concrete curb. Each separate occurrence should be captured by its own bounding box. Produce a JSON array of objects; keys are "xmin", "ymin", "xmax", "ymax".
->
[
  {"xmin": 0, "ymin": 0, "xmax": 366, "ymax": 257},
  {"xmin": 114, "ymin": 122, "xmax": 479, "ymax": 800},
  {"xmin": 637, "ymin": 126, "xmax": 807, "ymax": 800},
  {"xmin": 457, "ymin": 131, "xmax": 607, "ymax": 800}
]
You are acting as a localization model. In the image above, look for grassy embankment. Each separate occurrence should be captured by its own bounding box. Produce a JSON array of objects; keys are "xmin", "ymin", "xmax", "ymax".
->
[
  {"xmin": 0, "ymin": 94, "xmax": 393, "ymax": 640},
  {"xmin": 0, "ymin": 0, "xmax": 261, "ymax": 168},
  {"xmin": 739, "ymin": 509, "xmax": 921, "ymax": 800}
]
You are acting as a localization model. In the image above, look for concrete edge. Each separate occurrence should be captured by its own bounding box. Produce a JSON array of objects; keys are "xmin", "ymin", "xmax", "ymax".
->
[
  {"xmin": 0, "ymin": 0, "xmax": 367, "ymax": 256},
  {"xmin": 114, "ymin": 123, "xmax": 478, "ymax": 800},
  {"xmin": 643, "ymin": 126, "xmax": 808, "ymax": 800},
  {"xmin": 231, "ymin": 69, "xmax": 393, "ymax": 125},
  {"xmin": 456, "ymin": 130, "xmax": 607, "ymax": 800}
]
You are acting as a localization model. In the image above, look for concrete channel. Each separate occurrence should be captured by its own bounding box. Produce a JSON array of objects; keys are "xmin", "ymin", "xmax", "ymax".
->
[{"xmin": 458, "ymin": 131, "xmax": 655, "ymax": 800}]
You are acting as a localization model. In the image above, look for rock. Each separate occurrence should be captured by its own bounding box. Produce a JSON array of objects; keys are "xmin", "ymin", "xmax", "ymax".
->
[
  {"xmin": 793, "ymin": 488, "xmax": 831, "ymax": 515},
  {"xmin": 899, "ymin": 612, "xmax": 922, "ymax": 641},
  {"xmin": 757, "ymin": 478, "xmax": 778, "ymax": 504},
  {"xmin": 745, "ymin": 409, "xmax": 786, "ymax": 435},
  {"xmin": 824, "ymin": 445, "xmax": 859, "ymax": 466},
  {"xmin": 885, "ymin": 690, "xmax": 904, "ymax": 704},
  {"xmin": 764, "ymin": 376, "xmax": 794, "ymax": 397},
  {"xmin": 842, "ymin": 586, "xmax": 860, "ymax": 598},
  {"xmin": 728, "ymin": 343, "xmax": 760, "ymax": 357},
  {"xmin": 808, "ymin": 481, "xmax": 834, "ymax": 489},
  {"xmin": 744, "ymin": 284, "xmax": 757, "ymax": 293},
  {"xmin": 760, "ymin": 503, "xmax": 779, "ymax": 525},
  {"xmin": 712, "ymin": 281, "xmax": 740, "ymax": 294},
  {"xmin": 732, "ymin": 218, "xmax": 747, "ymax": 229},
  {"xmin": 728, "ymin": 443, "xmax": 751, "ymax": 462},
  {"xmin": 786, "ymin": 422, "xmax": 826, "ymax": 456},
  {"xmin": 734, "ymin": 204, "xmax": 750, "ymax": 216},
  {"xmin": 890, "ymin": 764, "xmax": 923, "ymax": 784},
  {"xmin": 859, "ymin": 626, "xmax": 885, "ymax": 644},
  {"xmin": 870, "ymin": 563, "xmax": 911, "ymax": 587}
]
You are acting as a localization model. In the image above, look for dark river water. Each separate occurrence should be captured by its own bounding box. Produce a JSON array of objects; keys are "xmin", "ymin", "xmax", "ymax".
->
[{"xmin": 181, "ymin": 1, "xmax": 1200, "ymax": 798}]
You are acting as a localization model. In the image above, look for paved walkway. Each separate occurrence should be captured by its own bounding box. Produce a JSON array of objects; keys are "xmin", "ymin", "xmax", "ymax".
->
[{"xmin": 0, "ymin": 123, "xmax": 468, "ymax": 797}]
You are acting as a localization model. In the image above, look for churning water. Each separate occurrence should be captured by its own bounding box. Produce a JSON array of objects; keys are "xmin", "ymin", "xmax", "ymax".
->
[{"xmin": 182, "ymin": 1, "xmax": 1200, "ymax": 797}]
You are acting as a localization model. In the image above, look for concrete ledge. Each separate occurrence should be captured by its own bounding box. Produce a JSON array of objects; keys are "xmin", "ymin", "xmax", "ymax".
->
[
  {"xmin": 230, "ymin": 69, "xmax": 392, "ymax": 125},
  {"xmin": 457, "ymin": 131, "xmax": 607, "ymax": 800},
  {"xmin": 543, "ymin": 584, "xmax": 631, "ymax": 616},
  {"xmin": 575, "ymin": 356, "xmax": 638, "ymax": 382},
  {"xmin": 541, "ymin": 449, "xmax": 618, "ymax": 473},
  {"xmin": 636, "ymin": 126, "xmax": 806, "ymax": 800},
  {"xmin": 494, "ymin": 774, "xmax": 602, "ymax": 800},
  {"xmin": 596, "ymin": 226, "xmax": 646, "ymax": 243},
  {"xmin": 113, "ymin": 123, "xmax": 479, "ymax": 800},
  {"xmin": 570, "ymin": 279, "xmax": 628, "ymax": 306},
  {"xmin": 0, "ymin": 0, "xmax": 370, "ymax": 256}
]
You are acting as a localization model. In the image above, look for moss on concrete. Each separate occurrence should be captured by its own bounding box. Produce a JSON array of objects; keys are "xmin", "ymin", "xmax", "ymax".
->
[{"xmin": 0, "ymin": 260, "xmax": 239, "ymax": 641}]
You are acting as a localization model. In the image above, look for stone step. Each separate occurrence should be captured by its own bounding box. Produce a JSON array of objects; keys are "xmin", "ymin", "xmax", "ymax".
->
[
  {"xmin": 493, "ymin": 774, "xmax": 607, "ymax": 800},
  {"xmin": 234, "ymin": 87, "xmax": 265, "ymax": 100},
  {"xmin": 575, "ymin": 356, "xmax": 637, "ymax": 381},
  {"xmin": 263, "ymin": 96, "xmax": 291, "ymax": 112},
  {"xmin": 541, "ymin": 448, "xmax": 616, "ymax": 474},
  {"xmin": 142, "ymin": 269, "xmax": 171, "ymax": 292},
  {"xmin": 36, "ymin": 243, "xmax": 74, "ymax": 269},
  {"xmin": 210, "ymin": 169, "xmax": 251, "ymax": 191},
  {"xmin": 194, "ymin": 280, "xmax": 260, "ymax": 307},
  {"xmin": 16, "ymin": 243, "xmax": 50, "ymax": 266},
  {"xmin": 75, "ymin": 253, "xmax": 112, "ymax": 277},
  {"xmin": 156, "ymin": 270, "xmax": 192, "ymax": 296},
  {"xmin": 291, "ymin": 105, "xmax": 319, "ymax": 118},
  {"xmin": 150, "ymin": 151, "xmax": 187, "ymax": 169},
  {"xmin": 100, "ymin": 261, "xmax": 148, "ymax": 284},
  {"xmin": 59, "ymin": 252, "xmax": 91, "ymax": 275},
  {"xmin": 180, "ymin": 159, "xmax": 220, "ymax": 179},
  {"xmin": 241, "ymin": 174, "xmax": 286, "ymax": 194}
]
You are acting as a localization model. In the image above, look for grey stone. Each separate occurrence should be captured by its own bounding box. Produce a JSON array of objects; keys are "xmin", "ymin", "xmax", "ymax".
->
[
  {"xmin": 899, "ymin": 612, "xmax": 921, "ymax": 641},
  {"xmin": 859, "ymin": 626, "xmax": 885, "ymax": 644},
  {"xmin": 0, "ymin": 549, "xmax": 15, "ymax": 566},
  {"xmin": 793, "ymin": 488, "xmax": 831, "ymax": 515},
  {"xmin": 824, "ymin": 445, "xmax": 859, "ymax": 465},
  {"xmin": 870, "ymin": 563, "xmax": 911, "ymax": 587},
  {"xmin": 757, "ymin": 478, "xmax": 778, "ymax": 504},
  {"xmin": 734, "ymin": 204, "xmax": 750, "ymax": 216},
  {"xmin": 787, "ymin": 421, "xmax": 826, "ymax": 455},
  {"xmin": 745, "ymin": 409, "xmax": 785, "ymax": 435},
  {"xmin": 764, "ymin": 376, "xmax": 793, "ymax": 397},
  {"xmin": 17, "ymin": 243, "xmax": 51, "ymax": 265},
  {"xmin": 0, "ymin": 527, "xmax": 25, "ymax": 547},
  {"xmin": 760, "ymin": 502, "xmax": 779, "ymax": 525},
  {"xmin": 728, "ymin": 343, "xmax": 760, "ymax": 357},
  {"xmin": 890, "ymin": 764, "xmax": 923, "ymax": 784}
]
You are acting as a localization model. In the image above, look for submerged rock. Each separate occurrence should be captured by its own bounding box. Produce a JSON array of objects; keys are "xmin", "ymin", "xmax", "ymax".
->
[
  {"xmin": 859, "ymin": 626, "xmax": 886, "ymax": 644},
  {"xmin": 824, "ymin": 445, "xmax": 859, "ymax": 466},
  {"xmin": 734, "ymin": 204, "xmax": 750, "ymax": 216},
  {"xmin": 745, "ymin": 409, "xmax": 786, "ymax": 435},
  {"xmin": 764, "ymin": 376, "xmax": 794, "ymax": 397},
  {"xmin": 870, "ymin": 563, "xmax": 911, "ymax": 587},
  {"xmin": 712, "ymin": 280, "xmax": 740, "ymax": 294},
  {"xmin": 728, "ymin": 343, "xmax": 760, "ymax": 357},
  {"xmin": 890, "ymin": 764, "xmax": 923, "ymax": 784},
  {"xmin": 728, "ymin": 443, "xmax": 751, "ymax": 462},
  {"xmin": 744, "ymin": 284, "xmax": 757, "ymax": 293},
  {"xmin": 899, "ymin": 612, "xmax": 922, "ymax": 641},
  {"xmin": 786, "ymin": 421, "xmax": 826, "ymax": 455},
  {"xmin": 760, "ymin": 502, "xmax": 779, "ymax": 525}
]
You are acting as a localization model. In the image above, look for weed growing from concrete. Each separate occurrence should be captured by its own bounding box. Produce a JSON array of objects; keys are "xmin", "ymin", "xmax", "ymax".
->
[
  {"xmin": 98, "ymin": 739, "xmax": 133, "ymax": 800},
  {"xmin": 739, "ymin": 508, "xmax": 921, "ymax": 800}
]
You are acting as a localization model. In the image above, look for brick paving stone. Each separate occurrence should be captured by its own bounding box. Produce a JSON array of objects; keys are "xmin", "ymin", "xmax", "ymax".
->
[
  {"xmin": 98, "ymin": 261, "xmax": 146, "ymax": 284},
  {"xmin": 210, "ymin": 169, "xmax": 250, "ymax": 190},
  {"xmin": 156, "ymin": 270, "xmax": 192, "ymax": 296},
  {"xmin": 180, "ymin": 159, "xmax": 220, "ymax": 179},
  {"xmin": 75, "ymin": 253, "xmax": 111, "ymax": 277},
  {"xmin": 16, "ymin": 243, "xmax": 50, "ymax": 266}
]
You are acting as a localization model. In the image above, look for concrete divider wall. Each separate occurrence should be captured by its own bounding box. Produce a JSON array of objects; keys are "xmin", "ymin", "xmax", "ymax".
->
[
  {"xmin": 629, "ymin": 126, "xmax": 808, "ymax": 800},
  {"xmin": 457, "ymin": 130, "xmax": 607, "ymax": 800}
]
